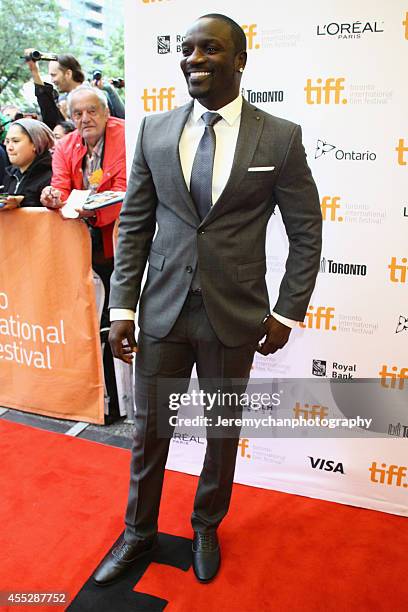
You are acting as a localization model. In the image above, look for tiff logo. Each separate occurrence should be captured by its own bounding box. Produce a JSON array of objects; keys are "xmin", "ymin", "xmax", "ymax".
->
[
  {"xmin": 294, "ymin": 402, "xmax": 328, "ymax": 420},
  {"xmin": 321, "ymin": 196, "xmax": 343, "ymax": 222},
  {"xmin": 388, "ymin": 257, "xmax": 408, "ymax": 283},
  {"xmin": 403, "ymin": 12, "xmax": 408, "ymax": 39},
  {"xmin": 141, "ymin": 87, "xmax": 176, "ymax": 112},
  {"xmin": 300, "ymin": 306, "xmax": 337, "ymax": 331},
  {"xmin": 305, "ymin": 78, "xmax": 347, "ymax": 105},
  {"xmin": 396, "ymin": 138, "xmax": 408, "ymax": 165},
  {"xmin": 369, "ymin": 462, "xmax": 408, "ymax": 487},
  {"xmin": 238, "ymin": 438, "xmax": 251, "ymax": 459},
  {"xmin": 242, "ymin": 24, "xmax": 260, "ymax": 49},
  {"xmin": 379, "ymin": 365, "xmax": 408, "ymax": 390}
]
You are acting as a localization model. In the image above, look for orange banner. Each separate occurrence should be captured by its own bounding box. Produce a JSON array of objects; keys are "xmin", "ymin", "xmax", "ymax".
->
[{"xmin": 0, "ymin": 209, "xmax": 104, "ymax": 423}]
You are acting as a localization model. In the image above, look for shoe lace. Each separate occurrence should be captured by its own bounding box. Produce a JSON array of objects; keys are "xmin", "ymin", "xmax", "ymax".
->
[{"xmin": 196, "ymin": 532, "xmax": 217, "ymax": 551}]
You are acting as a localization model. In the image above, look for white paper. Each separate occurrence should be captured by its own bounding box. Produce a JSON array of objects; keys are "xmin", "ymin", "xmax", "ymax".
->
[{"xmin": 60, "ymin": 189, "xmax": 91, "ymax": 219}]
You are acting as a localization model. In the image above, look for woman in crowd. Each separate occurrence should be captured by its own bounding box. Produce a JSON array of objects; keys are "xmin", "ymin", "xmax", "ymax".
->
[
  {"xmin": 0, "ymin": 118, "xmax": 54, "ymax": 210},
  {"xmin": 53, "ymin": 119, "xmax": 75, "ymax": 141}
]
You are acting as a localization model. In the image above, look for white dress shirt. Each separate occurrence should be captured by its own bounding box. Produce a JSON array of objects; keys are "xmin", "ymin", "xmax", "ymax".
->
[{"xmin": 111, "ymin": 95, "xmax": 298, "ymax": 329}]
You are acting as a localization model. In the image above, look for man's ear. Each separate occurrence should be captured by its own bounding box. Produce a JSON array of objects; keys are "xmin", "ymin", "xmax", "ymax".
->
[{"xmin": 236, "ymin": 51, "xmax": 247, "ymax": 72}]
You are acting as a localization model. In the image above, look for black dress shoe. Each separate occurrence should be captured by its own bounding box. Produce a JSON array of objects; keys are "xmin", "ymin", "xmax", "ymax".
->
[
  {"xmin": 93, "ymin": 536, "xmax": 157, "ymax": 586},
  {"xmin": 192, "ymin": 531, "xmax": 220, "ymax": 583}
]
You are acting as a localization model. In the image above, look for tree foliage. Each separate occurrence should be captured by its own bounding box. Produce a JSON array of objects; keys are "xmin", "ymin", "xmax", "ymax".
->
[
  {"xmin": 102, "ymin": 25, "xmax": 125, "ymax": 80},
  {"xmin": 0, "ymin": 0, "xmax": 69, "ymax": 104}
]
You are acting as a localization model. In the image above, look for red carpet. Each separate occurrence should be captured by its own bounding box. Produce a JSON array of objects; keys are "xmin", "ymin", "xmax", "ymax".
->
[{"xmin": 0, "ymin": 418, "xmax": 407, "ymax": 611}]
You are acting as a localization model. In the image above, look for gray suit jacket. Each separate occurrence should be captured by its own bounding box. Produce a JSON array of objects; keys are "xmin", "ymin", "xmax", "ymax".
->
[{"xmin": 110, "ymin": 99, "xmax": 322, "ymax": 347}]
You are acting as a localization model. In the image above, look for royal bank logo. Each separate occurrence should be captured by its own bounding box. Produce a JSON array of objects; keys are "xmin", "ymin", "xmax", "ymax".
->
[
  {"xmin": 316, "ymin": 20, "xmax": 384, "ymax": 39},
  {"xmin": 157, "ymin": 35, "xmax": 171, "ymax": 54},
  {"xmin": 315, "ymin": 139, "xmax": 376, "ymax": 161},
  {"xmin": 309, "ymin": 457, "xmax": 345, "ymax": 474},
  {"xmin": 312, "ymin": 359, "xmax": 326, "ymax": 376},
  {"xmin": 388, "ymin": 257, "xmax": 408, "ymax": 283},
  {"xmin": 242, "ymin": 24, "xmax": 260, "ymax": 49},
  {"xmin": 388, "ymin": 422, "xmax": 408, "ymax": 438},
  {"xmin": 141, "ymin": 87, "xmax": 176, "ymax": 112},
  {"xmin": 320, "ymin": 257, "xmax": 367, "ymax": 276},
  {"xmin": 241, "ymin": 87, "xmax": 284, "ymax": 104},
  {"xmin": 379, "ymin": 365, "xmax": 408, "ymax": 389},
  {"xmin": 312, "ymin": 359, "xmax": 357, "ymax": 378},
  {"xmin": 369, "ymin": 462, "xmax": 408, "ymax": 487},
  {"xmin": 403, "ymin": 12, "xmax": 408, "ymax": 39},
  {"xmin": 396, "ymin": 138, "xmax": 408, "ymax": 165},
  {"xmin": 305, "ymin": 78, "xmax": 347, "ymax": 105},
  {"xmin": 300, "ymin": 306, "xmax": 337, "ymax": 331},
  {"xmin": 396, "ymin": 315, "xmax": 408, "ymax": 334},
  {"xmin": 321, "ymin": 196, "xmax": 343, "ymax": 222}
]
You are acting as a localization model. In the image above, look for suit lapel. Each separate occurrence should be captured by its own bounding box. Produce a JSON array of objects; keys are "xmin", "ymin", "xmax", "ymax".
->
[
  {"xmin": 201, "ymin": 99, "xmax": 264, "ymax": 226},
  {"xmin": 168, "ymin": 101, "xmax": 201, "ymax": 226}
]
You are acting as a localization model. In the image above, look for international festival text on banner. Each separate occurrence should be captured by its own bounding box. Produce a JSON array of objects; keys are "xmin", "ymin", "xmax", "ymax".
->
[{"xmin": 0, "ymin": 209, "xmax": 104, "ymax": 423}]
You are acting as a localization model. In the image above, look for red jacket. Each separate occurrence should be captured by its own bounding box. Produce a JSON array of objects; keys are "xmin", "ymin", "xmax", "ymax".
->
[{"xmin": 51, "ymin": 117, "xmax": 126, "ymax": 258}]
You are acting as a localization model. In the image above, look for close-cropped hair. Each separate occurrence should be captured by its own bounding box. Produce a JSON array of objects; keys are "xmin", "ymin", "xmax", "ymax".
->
[
  {"xmin": 12, "ymin": 118, "xmax": 55, "ymax": 155},
  {"xmin": 199, "ymin": 13, "xmax": 247, "ymax": 52}
]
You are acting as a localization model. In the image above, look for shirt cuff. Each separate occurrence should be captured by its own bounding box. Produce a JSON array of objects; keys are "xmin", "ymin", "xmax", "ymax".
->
[
  {"xmin": 271, "ymin": 311, "xmax": 299, "ymax": 329},
  {"xmin": 110, "ymin": 308, "xmax": 135, "ymax": 321}
]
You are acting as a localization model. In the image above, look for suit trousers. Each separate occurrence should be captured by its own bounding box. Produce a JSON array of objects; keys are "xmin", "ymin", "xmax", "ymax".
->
[{"xmin": 124, "ymin": 293, "xmax": 257, "ymax": 543}]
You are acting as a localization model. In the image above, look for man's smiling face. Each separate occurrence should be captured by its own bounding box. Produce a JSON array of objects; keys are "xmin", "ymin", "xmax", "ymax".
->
[{"xmin": 180, "ymin": 17, "xmax": 246, "ymax": 110}]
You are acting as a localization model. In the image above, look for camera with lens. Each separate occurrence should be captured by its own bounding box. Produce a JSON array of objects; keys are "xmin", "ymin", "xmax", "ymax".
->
[
  {"xmin": 111, "ymin": 78, "xmax": 125, "ymax": 89},
  {"xmin": 22, "ymin": 50, "xmax": 58, "ymax": 62}
]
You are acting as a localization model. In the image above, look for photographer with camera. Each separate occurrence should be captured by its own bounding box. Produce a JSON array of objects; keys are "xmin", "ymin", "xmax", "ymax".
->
[
  {"xmin": 24, "ymin": 50, "xmax": 125, "ymax": 127},
  {"xmin": 91, "ymin": 71, "xmax": 125, "ymax": 120},
  {"xmin": 24, "ymin": 50, "xmax": 85, "ymax": 129}
]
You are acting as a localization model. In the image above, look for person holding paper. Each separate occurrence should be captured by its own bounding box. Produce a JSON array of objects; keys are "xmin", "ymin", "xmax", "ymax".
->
[{"xmin": 40, "ymin": 86, "xmax": 126, "ymax": 334}]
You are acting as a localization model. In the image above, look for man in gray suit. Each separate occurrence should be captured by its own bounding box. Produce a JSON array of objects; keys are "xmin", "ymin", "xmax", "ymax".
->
[{"xmin": 93, "ymin": 13, "xmax": 321, "ymax": 585}]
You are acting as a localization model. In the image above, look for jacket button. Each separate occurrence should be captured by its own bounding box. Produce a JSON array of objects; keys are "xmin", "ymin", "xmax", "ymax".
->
[{"xmin": 185, "ymin": 265, "xmax": 193, "ymax": 273}]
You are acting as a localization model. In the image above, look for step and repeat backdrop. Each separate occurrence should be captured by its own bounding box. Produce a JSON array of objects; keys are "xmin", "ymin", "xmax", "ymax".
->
[{"xmin": 124, "ymin": 0, "xmax": 408, "ymax": 515}]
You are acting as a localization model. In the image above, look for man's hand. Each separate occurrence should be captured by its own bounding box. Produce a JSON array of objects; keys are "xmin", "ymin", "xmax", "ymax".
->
[
  {"xmin": 75, "ymin": 207, "xmax": 97, "ymax": 219},
  {"xmin": 0, "ymin": 195, "xmax": 24, "ymax": 211},
  {"xmin": 24, "ymin": 49, "xmax": 44, "ymax": 85},
  {"xmin": 109, "ymin": 320, "xmax": 137, "ymax": 364},
  {"xmin": 257, "ymin": 315, "xmax": 291, "ymax": 355},
  {"xmin": 41, "ymin": 186, "xmax": 63, "ymax": 209}
]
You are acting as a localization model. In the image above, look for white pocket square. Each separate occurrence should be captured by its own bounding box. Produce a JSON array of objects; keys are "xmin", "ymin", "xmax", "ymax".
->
[{"xmin": 248, "ymin": 166, "xmax": 275, "ymax": 172}]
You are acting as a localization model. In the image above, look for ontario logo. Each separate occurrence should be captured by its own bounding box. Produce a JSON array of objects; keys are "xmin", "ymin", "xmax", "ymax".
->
[
  {"xmin": 315, "ymin": 139, "xmax": 377, "ymax": 161},
  {"xmin": 396, "ymin": 315, "xmax": 408, "ymax": 334}
]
